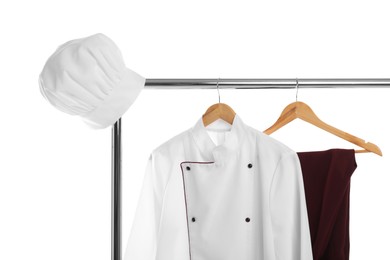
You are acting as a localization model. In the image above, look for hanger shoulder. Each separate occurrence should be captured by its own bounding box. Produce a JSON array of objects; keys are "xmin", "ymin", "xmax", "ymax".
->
[
  {"xmin": 202, "ymin": 105, "xmax": 221, "ymax": 126},
  {"xmin": 202, "ymin": 103, "xmax": 236, "ymax": 127},
  {"xmin": 295, "ymin": 102, "xmax": 382, "ymax": 155},
  {"xmin": 304, "ymin": 114, "xmax": 382, "ymax": 156},
  {"xmin": 263, "ymin": 102, "xmax": 299, "ymax": 135}
]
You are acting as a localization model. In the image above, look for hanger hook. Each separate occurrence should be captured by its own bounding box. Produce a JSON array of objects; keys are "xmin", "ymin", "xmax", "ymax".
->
[
  {"xmin": 295, "ymin": 78, "xmax": 299, "ymax": 102},
  {"xmin": 217, "ymin": 78, "xmax": 221, "ymax": 103}
]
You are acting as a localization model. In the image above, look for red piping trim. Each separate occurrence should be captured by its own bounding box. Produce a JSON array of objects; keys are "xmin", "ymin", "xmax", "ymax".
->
[{"xmin": 180, "ymin": 161, "xmax": 214, "ymax": 260}]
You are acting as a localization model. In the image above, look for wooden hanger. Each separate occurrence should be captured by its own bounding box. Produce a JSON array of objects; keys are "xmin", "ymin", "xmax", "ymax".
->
[
  {"xmin": 263, "ymin": 101, "xmax": 382, "ymax": 156},
  {"xmin": 202, "ymin": 79, "xmax": 236, "ymax": 127},
  {"xmin": 202, "ymin": 102, "xmax": 236, "ymax": 127}
]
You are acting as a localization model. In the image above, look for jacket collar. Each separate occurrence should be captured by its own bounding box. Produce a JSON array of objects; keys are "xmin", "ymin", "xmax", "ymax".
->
[{"xmin": 190, "ymin": 114, "xmax": 246, "ymax": 163}]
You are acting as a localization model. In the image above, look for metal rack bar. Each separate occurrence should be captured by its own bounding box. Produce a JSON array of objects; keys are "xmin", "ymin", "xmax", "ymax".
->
[
  {"xmin": 144, "ymin": 78, "xmax": 390, "ymax": 89},
  {"xmin": 111, "ymin": 78, "xmax": 390, "ymax": 260}
]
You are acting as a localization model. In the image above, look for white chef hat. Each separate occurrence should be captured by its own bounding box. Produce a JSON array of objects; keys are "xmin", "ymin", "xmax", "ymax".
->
[{"xmin": 39, "ymin": 33, "xmax": 145, "ymax": 129}]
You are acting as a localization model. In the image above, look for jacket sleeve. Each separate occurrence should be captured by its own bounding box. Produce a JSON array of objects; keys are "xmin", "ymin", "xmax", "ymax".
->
[
  {"xmin": 124, "ymin": 152, "xmax": 165, "ymax": 260},
  {"xmin": 269, "ymin": 151, "xmax": 313, "ymax": 260}
]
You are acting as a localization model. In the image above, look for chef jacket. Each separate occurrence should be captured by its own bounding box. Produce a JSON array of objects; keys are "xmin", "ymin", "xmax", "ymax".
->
[{"xmin": 124, "ymin": 115, "xmax": 313, "ymax": 260}]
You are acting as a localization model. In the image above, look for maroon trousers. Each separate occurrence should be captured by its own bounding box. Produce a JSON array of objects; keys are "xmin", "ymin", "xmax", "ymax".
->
[{"xmin": 298, "ymin": 149, "xmax": 357, "ymax": 260}]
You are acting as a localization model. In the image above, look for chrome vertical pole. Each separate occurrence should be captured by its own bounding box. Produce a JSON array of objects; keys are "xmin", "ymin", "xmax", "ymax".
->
[{"xmin": 112, "ymin": 118, "xmax": 122, "ymax": 260}]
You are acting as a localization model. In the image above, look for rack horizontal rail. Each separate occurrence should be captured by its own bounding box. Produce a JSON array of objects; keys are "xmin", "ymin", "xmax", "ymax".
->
[{"xmin": 145, "ymin": 78, "xmax": 390, "ymax": 89}]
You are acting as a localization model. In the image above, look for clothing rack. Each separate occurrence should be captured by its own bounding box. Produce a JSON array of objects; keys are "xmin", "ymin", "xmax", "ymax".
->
[{"xmin": 112, "ymin": 78, "xmax": 390, "ymax": 260}]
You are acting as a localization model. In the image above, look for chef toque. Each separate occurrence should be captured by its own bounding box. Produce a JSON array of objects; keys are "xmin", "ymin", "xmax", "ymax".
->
[{"xmin": 39, "ymin": 33, "xmax": 145, "ymax": 129}]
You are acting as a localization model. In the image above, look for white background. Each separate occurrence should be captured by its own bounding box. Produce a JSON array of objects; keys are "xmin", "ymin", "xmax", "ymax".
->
[{"xmin": 0, "ymin": 0, "xmax": 389, "ymax": 259}]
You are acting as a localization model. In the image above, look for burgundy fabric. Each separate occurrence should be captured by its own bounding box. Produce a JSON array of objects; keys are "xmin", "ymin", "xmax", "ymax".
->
[{"xmin": 297, "ymin": 149, "xmax": 357, "ymax": 260}]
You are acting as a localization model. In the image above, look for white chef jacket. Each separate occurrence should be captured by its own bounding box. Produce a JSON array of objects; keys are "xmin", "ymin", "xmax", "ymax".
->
[{"xmin": 124, "ymin": 115, "xmax": 313, "ymax": 260}]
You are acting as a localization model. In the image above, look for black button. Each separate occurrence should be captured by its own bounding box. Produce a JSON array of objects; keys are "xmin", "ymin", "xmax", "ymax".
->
[
  {"xmin": 192, "ymin": 217, "xmax": 196, "ymax": 222},
  {"xmin": 186, "ymin": 166, "xmax": 191, "ymax": 171},
  {"xmin": 245, "ymin": 217, "xmax": 251, "ymax": 222},
  {"xmin": 248, "ymin": 163, "xmax": 253, "ymax": 168}
]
